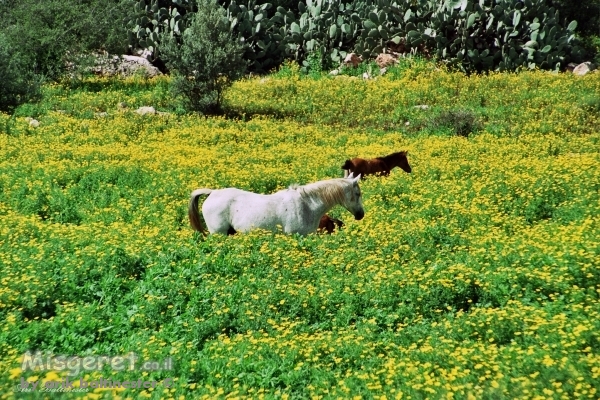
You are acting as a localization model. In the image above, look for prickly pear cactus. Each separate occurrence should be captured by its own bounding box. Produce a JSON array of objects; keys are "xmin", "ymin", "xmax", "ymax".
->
[
  {"xmin": 424, "ymin": 0, "xmax": 582, "ymax": 72},
  {"xmin": 126, "ymin": 0, "xmax": 195, "ymax": 60},
  {"xmin": 225, "ymin": 0, "xmax": 286, "ymax": 72},
  {"xmin": 125, "ymin": 0, "xmax": 583, "ymax": 73}
]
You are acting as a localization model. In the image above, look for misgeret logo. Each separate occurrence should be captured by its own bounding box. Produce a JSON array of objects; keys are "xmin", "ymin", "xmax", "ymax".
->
[{"xmin": 20, "ymin": 351, "xmax": 174, "ymax": 376}]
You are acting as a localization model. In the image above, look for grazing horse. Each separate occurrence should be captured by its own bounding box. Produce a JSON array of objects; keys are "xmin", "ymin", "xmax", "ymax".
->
[
  {"xmin": 317, "ymin": 214, "xmax": 344, "ymax": 234},
  {"xmin": 188, "ymin": 173, "xmax": 364, "ymax": 236},
  {"xmin": 342, "ymin": 151, "xmax": 411, "ymax": 177}
]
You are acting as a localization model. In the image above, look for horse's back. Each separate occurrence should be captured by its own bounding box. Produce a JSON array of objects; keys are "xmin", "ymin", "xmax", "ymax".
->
[
  {"xmin": 350, "ymin": 158, "xmax": 387, "ymax": 176},
  {"xmin": 201, "ymin": 188, "xmax": 259, "ymax": 234},
  {"xmin": 203, "ymin": 188, "xmax": 302, "ymax": 234}
]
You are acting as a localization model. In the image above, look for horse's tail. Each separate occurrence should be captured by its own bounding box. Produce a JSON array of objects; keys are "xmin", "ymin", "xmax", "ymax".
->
[
  {"xmin": 188, "ymin": 189, "xmax": 213, "ymax": 233},
  {"xmin": 341, "ymin": 160, "xmax": 353, "ymax": 170}
]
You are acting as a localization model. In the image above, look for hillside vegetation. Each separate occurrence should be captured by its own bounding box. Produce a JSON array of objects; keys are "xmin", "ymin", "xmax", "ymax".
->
[{"xmin": 1, "ymin": 64, "xmax": 599, "ymax": 398}]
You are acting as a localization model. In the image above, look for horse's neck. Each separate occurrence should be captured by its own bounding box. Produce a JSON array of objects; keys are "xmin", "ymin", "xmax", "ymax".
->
[
  {"xmin": 379, "ymin": 156, "xmax": 395, "ymax": 167},
  {"xmin": 300, "ymin": 181, "xmax": 345, "ymax": 219},
  {"xmin": 306, "ymin": 197, "xmax": 335, "ymax": 217}
]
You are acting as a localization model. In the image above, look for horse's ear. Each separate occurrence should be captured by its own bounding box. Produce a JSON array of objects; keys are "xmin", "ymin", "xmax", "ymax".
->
[
  {"xmin": 353, "ymin": 174, "xmax": 362, "ymax": 182},
  {"xmin": 347, "ymin": 172, "xmax": 355, "ymax": 179}
]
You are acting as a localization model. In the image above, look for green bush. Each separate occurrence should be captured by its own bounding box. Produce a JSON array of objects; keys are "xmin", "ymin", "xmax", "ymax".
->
[
  {"xmin": 428, "ymin": 109, "xmax": 483, "ymax": 137},
  {"xmin": 548, "ymin": 0, "xmax": 600, "ymax": 36},
  {"xmin": 0, "ymin": 33, "xmax": 42, "ymax": 113},
  {"xmin": 0, "ymin": 0, "xmax": 131, "ymax": 80},
  {"xmin": 159, "ymin": 0, "xmax": 247, "ymax": 113}
]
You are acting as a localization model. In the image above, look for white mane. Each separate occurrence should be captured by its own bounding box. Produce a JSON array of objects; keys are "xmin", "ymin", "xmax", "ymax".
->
[{"xmin": 288, "ymin": 178, "xmax": 349, "ymax": 207}]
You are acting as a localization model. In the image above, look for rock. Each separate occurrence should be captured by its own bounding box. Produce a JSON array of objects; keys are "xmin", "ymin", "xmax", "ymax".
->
[
  {"xmin": 362, "ymin": 72, "xmax": 370, "ymax": 80},
  {"xmin": 70, "ymin": 52, "xmax": 162, "ymax": 78},
  {"xmin": 414, "ymin": 105, "xmax": 429, "ymax": 110},
  {"xmin": 405, "ymin": 121, "xmax": 410, "ymax": 126},
  {"xmin": 573, "ymin": 62, "xmax": 596, "ymax": 76},
  {"xmin": 29, "ymin": 119, "xmax": 40, "ymax": 128},
  {"xmin": 329, "ymin": 69, "xmax": 339, "ymax": 76},
  {"xmin": 136, "ymin": 106, "xmax": 156, "ymax": 116},
  {"xmin": 95, "ymin": 112, "xmax": 108, "ymax": 118},
  {"xmin": 343, "ymin": 53, "xmax": 361, "ymax": 68},
  {"xmin": 567, "ymin": 62, "xmax": 578, "ymax": 73},
  {"xmin": 133, "ymin": 48, "xmax": 153, "ymax": 59},
  {"xmin": 118, "ymin": 55, "xmax": 162, "ymax": 78},
  {"xmin": 117, "ymin": 102, "xmax": 128, "ymax": 109},
  {"xmin": 375, "ymin": 53, "xmax": 397, "ymax": 68}
]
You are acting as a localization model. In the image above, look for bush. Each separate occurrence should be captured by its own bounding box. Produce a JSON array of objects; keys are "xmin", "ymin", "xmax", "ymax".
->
[
  {"xmin": 0, "ymin": 33, "xmax": 42, "ymax": 113},
  {"xmin": 159, "ymin": 0, "xmax": 247, "ymax": 113},
  {"xmin": 548, "ymin": 0, "xmax": 600, "ymax": 36},
  {"xmin": 428, "ymin": 109, "xmax": 483, "ymax": 137},
  {"xmin": 0, "ymin": 0, "xmax": 131, "ymax": 80}
]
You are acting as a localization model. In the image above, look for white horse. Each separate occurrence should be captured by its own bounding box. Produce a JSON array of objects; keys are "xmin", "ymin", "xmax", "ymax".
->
[{"xmin": 188, "ymin": 173, "xmax": 364, "ymax": 235}]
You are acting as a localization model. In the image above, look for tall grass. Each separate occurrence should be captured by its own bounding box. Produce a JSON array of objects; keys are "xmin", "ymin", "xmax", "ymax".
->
[{"xmin": 1, "ymin": 66, "xmax": 599, "ymax": 398}]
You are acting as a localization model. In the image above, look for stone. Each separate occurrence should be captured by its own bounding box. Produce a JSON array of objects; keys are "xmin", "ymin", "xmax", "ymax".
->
[
  {"xmin": 136, "ymin": 106, "xmax": 156, "ymax": 116},
  {"xmin": 362, "ymin": 72, "xmax": 370, "ymax": 80},
  {"xmin": 133, "ymin": 48, "xmax": 153, "ymax": 59},
  {"xmin": 329, "ymin": 69, "xmax": 339, "ymax": 76},
  {"xmin": 343, "ymin": 53, "xmax": 361, "ymax": 68},
  {"xmin": 573, "ymin": 62, "xmax": 596, "ymax": 76},
  {"xmin": 567, "ymin": 63, "xmax": 578, "ymax": 73},
  {"xmin": 414, "ymin": 105, "xmax": 429, "ymax": 110},
  {"xmin": 375, "ymin": 53, "xmax": 397, "ymax": 68},
  {"xmin": 29, "ymin": 119, "xmax": 40, "ymax": 128},
  {"xmin": 118, "ymin": 55, "xmax": 162, "ymax": 78}
]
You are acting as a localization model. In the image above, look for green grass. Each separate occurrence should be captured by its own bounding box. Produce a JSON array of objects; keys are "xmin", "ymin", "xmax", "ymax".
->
[{"xmin": 1, "ymin": 63, "xmax": 599, "ymax": 399}]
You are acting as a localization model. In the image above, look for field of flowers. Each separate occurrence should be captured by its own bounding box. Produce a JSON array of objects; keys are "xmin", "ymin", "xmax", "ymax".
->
[{"xmin": 1, "ymin": 61, "xmax": 599, "ymax": 399}]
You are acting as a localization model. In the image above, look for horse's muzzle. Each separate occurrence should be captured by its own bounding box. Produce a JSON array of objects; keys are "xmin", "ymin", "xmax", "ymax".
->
[{"xmin": 354, "ymin": 210, "xmax": 365, "ymax": 220}]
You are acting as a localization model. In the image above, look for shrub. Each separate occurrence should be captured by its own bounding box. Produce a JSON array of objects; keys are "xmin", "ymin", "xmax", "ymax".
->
[
  {"xmin": 159, "ymin": 0, "xmax": 247, "ymax": 113},
  {"xmin": 0, "ymin": 0, "xmax": 131, "ymax": 80},
  {"xmin": 428, "ymin": 109, "xmax": 483, "ymax": 137},
  {"xmin": 0, "ymin": 33, "xmax": 42, "ymax": 113},
  {"xmin": 548, "ymin": 0, "xmax": 600, "ymax": 36}
]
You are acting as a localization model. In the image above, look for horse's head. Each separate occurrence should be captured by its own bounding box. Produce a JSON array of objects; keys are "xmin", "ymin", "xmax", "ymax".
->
[
  {"xmin": 394, "ymin": 151, "xmax": 412, "ymax": 173},
  {"xmin": 343, "ymin": 173, "xmax": 365, "ymax": 220}
]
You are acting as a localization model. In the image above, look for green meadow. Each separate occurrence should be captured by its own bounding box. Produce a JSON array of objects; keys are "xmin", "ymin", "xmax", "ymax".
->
[{"xmin": 1, "ymin": 61, "xmax": 599, "ymax": 399}]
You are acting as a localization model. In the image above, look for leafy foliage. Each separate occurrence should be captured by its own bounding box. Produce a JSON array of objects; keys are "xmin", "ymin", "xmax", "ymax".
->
[
  {"xmin": 0, "ymin": 0, "xmax": 131, "ymax": 80},
  {"xmin": 126, "ymin": 0, "xmax": 196, "ymax": 60},
  {"xmin": 0, "ymin": 33, "xmax": 42, "ymax": 113},
  {"xmin": 427, "ymin": 109, "xmax": 483, "ymax": 137},
  {"xmin": 128, "ymin": 0, "xmax": 588, "ymax": 73},
  {"xmin": 549, "ymin": 0, "xmax": 600, "ymax": 36},
  {"xmin": 159, "ymin": 0, "xmax": 247, "ymax": 113}
]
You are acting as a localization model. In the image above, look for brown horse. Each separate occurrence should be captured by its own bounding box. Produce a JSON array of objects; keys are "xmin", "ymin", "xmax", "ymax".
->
[
  {"xmin": 317, "ymin": 214, "xmax": 344, "ymax": 234},
  {"xmin": 342, "ymin": 151, "xmax": 411, "ymax": 177}
]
